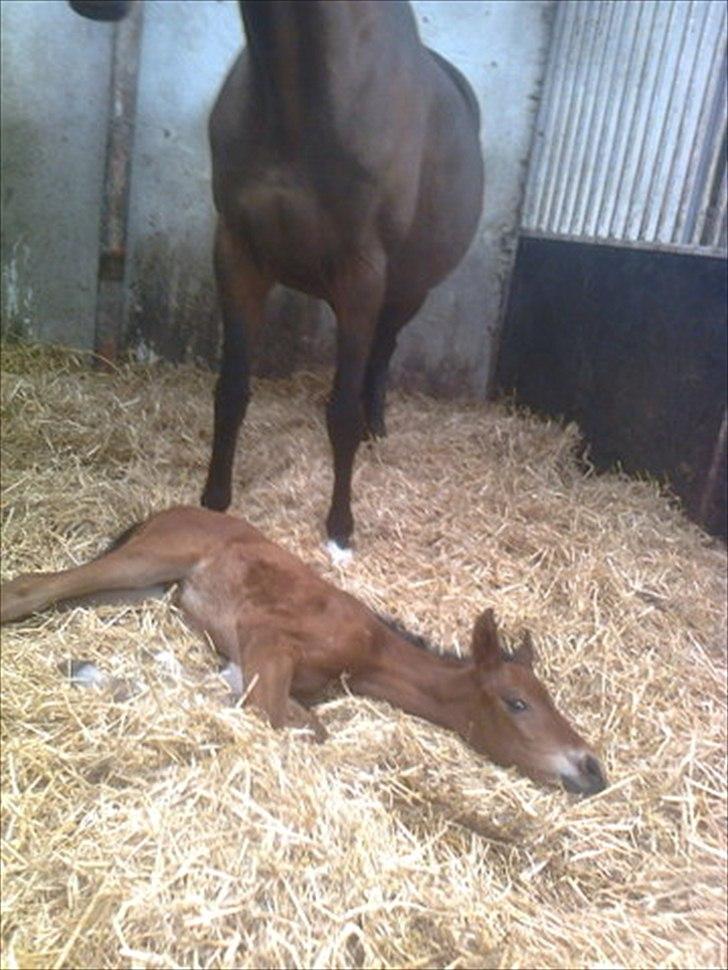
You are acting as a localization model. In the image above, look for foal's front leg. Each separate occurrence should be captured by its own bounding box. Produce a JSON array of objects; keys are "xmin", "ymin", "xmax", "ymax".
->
[{"xmin": 239, "ymin": 627, "xmax": 327, "ymax": 741}]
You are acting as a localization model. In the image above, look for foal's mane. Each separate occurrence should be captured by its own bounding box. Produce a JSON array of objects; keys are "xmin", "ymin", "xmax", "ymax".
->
[
  {"xmin": 376, "ymin": 612, "xmax": 521, "ymax": 666},
  {"xmin": 375, "ymin": 613, "xmax": 471, "ymax": 666}
]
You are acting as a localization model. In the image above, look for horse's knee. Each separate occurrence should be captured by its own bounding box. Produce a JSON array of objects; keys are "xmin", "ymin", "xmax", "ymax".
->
[{"xmin": 290, "ymin": 704, "xmax": 328, "ymax": 743}]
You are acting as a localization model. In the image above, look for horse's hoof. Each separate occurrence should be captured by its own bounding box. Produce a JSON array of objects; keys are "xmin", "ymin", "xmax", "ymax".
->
[
  {"xmin": 153, "ymin": 650, "xmax": 183, "ymax": 679},
  {"xmin": 201, "ymin": 485, "xmax": 231, "ymax": 512},
  {"xmin": 325, "ymin": 540, "xmax": 354, "ymax": 567},
  {"xmin": 363, "ymin": 415, "xmax": 387, "ymax": 440}
]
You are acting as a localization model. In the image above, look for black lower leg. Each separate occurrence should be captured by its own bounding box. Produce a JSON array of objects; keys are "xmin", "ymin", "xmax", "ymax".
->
[
  {"xmin": 201, "ymin": 332, "xmax": 250, "ymax": 511},
  {"xmin": 363, "ymin": 332, "xmax": 397, "ymax": 439},
  {"xmin": 325, "ymin": 394, "xmax": 364, "ymax": 546},
  {"xmin": 362, "ymin": 298, "xmax": 425, "ymax": 440}
]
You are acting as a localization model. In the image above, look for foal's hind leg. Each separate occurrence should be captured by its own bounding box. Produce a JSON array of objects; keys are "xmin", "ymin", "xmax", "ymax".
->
[
  {"xmin": 0, "ymin": 546, "xmax": 186, "ymax": 625},
  {"xmin": 201, "ymin": 221, "xmax": 272, "ymax": 512},
  {"xmin": 363, "ymin": 296, "xmax": 426, "ymax": 439}
]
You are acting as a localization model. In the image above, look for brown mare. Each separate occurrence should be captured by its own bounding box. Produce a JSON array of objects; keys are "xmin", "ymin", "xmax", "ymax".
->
[
  {"xmin": 1, "ymin": 507, "xmax": 607, "ymax": 796},
  {"xmin": 69, "ymin": 0, "xmax": 485, "ymax": 558}
]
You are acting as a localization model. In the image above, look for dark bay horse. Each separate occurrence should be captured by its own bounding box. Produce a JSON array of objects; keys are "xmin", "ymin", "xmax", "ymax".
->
[
  {"xmin": 1, "ymin": 507, "xmax": 607, "ymax": 796},
  {"xmin": 70, "ymin": 1, "xmax": 485, "ymax": 558}
]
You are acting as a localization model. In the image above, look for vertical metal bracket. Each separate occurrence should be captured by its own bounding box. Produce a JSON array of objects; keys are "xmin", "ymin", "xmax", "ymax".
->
[
  {"xmin": 698, "ymin": 407, "xmax": 727, "ymax": 529},
  {"xmin": 94, "ymin": 0, "xmax": 143, "ymax": 366}
]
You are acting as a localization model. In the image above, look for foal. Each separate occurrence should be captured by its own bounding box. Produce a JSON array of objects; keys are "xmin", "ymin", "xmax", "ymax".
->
[{"xmin": 1, "ymin": 507, "xmax": 607, "ymax": 795}]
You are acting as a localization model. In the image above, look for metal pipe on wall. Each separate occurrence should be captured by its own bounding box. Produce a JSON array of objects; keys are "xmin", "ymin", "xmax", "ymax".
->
[{"xmin": 94, "ymin": 0, "xmax": 143, "ymax": 365}]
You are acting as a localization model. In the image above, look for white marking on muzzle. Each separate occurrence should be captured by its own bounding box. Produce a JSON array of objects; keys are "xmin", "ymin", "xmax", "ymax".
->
[{"xmin": 546, "ymin": 749, "xmax": 587, "ymax": 780}]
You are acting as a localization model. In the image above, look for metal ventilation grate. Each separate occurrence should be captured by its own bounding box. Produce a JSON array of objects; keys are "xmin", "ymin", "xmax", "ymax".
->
[{"xmin": 522, "ymin": 0, "xmax": 727, "ymax": 255}]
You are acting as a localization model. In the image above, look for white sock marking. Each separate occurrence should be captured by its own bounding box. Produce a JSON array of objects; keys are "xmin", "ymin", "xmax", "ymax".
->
[{"xmin": 325, "ymin": 540, "xmax": 354, "ymax": 567}]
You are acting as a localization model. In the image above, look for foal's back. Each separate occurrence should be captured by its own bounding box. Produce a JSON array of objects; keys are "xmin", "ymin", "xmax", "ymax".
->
[{"xmin": 137, "ymin": 508, "xmax": 385, "ymax": 690}]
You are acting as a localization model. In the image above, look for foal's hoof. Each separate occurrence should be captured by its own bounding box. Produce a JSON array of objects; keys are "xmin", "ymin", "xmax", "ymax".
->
[
  {"xmin": 298, "ymin": 719, "xmax": 329, "ymax": 744},
  {"xmin": 60, "ymin": 659, "xmax": 108, "ymax": 688},
  {"xmin": 325, "ymin": 540, "xmax": 354, "ymax": 567},
  {"xmin": 219, "ymin": 661, "xmax": 244, "ymax": 697},
  {"xmin": 58, "ymin": 659, "xmax": 137, "ymax": 702}
]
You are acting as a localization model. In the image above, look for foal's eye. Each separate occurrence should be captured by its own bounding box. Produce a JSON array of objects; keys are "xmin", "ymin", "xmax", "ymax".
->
[{"xmin": 505, "ymin": 697, "xmax": 528, "ymax": 713}]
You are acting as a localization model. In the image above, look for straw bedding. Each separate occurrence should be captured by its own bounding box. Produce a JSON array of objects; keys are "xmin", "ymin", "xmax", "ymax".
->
[{"xmin": 1, "ymin": 341, "xmax": 725, "ymax": 970}]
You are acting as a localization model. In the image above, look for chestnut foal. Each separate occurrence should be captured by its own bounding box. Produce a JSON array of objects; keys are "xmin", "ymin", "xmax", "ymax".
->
[{"xmin": 0, "ymin": 507, "xmax": 607, "ymax": 795}]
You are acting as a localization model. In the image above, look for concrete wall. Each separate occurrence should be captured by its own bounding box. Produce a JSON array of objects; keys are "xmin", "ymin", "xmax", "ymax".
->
[
  {"xmin": 0, "ymin": 0, "xmax": 113, "ymax": 347},
  {"xmin": 1, "ymin": 0, "xmax": 554, "ymax": 397}
]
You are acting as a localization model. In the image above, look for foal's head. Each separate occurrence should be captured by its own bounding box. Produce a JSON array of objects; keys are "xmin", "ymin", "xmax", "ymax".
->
[{"xmin": 464, "ymin": 610, "xmax": 607, "ymax": 795}]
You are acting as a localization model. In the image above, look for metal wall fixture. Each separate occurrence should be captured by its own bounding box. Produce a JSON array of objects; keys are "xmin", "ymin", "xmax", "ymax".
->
[{"xmin": 522, "ymin": 0, "xmax": 727, "ymax": 256}]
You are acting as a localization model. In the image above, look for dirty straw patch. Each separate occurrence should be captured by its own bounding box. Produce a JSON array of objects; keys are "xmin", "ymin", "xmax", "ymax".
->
[{"xmin": 1, "ymin": 341, "xmax": 726, "ymax": 970}]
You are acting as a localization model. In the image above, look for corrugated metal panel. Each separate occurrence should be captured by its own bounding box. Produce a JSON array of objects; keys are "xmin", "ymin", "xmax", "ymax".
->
[{"xmin": 523, "ymin": 0, "xmax": 727, "ymax": 256}]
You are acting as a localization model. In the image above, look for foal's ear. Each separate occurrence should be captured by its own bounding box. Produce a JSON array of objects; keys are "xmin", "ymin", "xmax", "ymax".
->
[
  {"xmin": 470, "ymin": 608, "xmax": 502, "ymax": 668},
  {"xmin": 512, "ymin": 631, "xmax": 536, "ymax": 669}
]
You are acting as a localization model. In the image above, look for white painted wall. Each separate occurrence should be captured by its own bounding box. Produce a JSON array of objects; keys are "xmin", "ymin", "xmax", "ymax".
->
[
  {"xmin": 0, "ymin": 0, "xmax": 113, "ymax": 346},
  {"xmin": 1, "ymin": 0, "xmax": 554, "ymax": 396}
]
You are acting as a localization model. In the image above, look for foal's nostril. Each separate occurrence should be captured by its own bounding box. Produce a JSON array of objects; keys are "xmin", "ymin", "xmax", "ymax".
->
[
  {"xmin": 579, "ymin": 753, "xmax": 607, "ymax": 794},
  {"xmin": 583, "ymin": 754, "xmax": 602, "ymax": 777}
]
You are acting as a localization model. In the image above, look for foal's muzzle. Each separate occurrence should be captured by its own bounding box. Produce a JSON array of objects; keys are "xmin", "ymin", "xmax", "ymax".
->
[{"xmin": 560, "ymin": 753, "xmax": 608, "ymax": 796}]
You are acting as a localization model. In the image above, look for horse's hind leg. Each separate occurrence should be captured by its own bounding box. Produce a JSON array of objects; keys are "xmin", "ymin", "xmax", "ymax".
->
[
  {"xmin": 202, "ymin": 221, "xmax": 272, "ymax": 512},
  {"xmin": 363, "ymin": 296, "xmax": 426, "ymax": 439},
  {"xmin": 325, "ymin": 255, "xmax": 386, "ymax": 551}
]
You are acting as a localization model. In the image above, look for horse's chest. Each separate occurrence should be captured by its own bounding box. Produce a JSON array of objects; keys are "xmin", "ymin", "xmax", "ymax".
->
[{"xmin": 224, "ymin": 165, "xmax": 377, "ymax": 290}]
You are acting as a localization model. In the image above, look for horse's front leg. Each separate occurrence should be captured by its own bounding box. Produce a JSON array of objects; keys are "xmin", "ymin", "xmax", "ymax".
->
[
  {"xmin": 202, "ymin": 221, "xmax": 272, "ymax": 512},
  {"xmin": 325, "ymin": 254, "xmax": 386, "ymax": 557}
]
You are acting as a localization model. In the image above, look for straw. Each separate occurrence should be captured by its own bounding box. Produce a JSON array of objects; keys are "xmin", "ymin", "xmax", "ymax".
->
[{"xmin": 1, "ymin": 340, "xmax": 725, "ymax": 969}]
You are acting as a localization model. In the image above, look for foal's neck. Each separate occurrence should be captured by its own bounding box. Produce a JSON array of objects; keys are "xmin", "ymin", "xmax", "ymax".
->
[{"xmin": 350, "ymin": 630, "xmax": 476, "ymax": 741}]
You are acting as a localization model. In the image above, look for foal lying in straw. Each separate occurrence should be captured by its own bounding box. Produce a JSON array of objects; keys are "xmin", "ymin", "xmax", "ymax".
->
[{"xmin": 1, "ymin": 506, "xmax": 607, "ymax": 795}]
